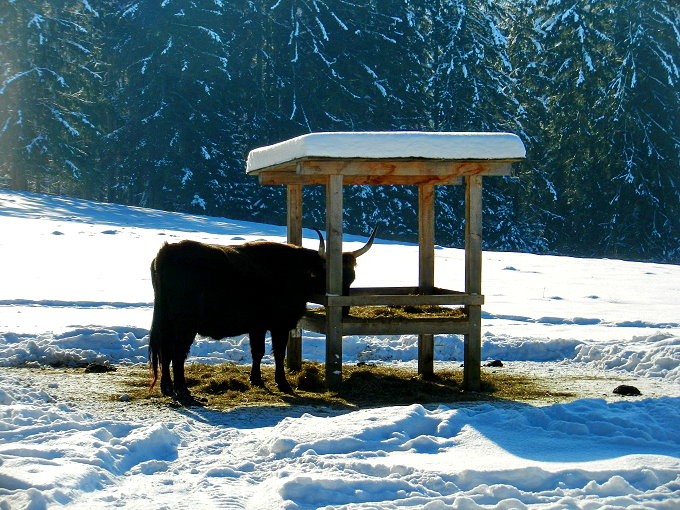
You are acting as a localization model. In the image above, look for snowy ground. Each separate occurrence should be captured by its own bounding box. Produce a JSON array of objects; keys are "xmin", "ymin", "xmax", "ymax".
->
[{"xmin": 0, "ymin": 189, "xmax": 678, "ymax": 509}]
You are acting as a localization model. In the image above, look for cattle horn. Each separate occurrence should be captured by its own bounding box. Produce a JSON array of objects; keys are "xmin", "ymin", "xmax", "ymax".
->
[
  {"xmin": 350, "ymin": 226, "xmax": 378, "ymax": 258},
  {"xmin": 314, "ymin": 229, "xmax": 326, "ymax": 258}
]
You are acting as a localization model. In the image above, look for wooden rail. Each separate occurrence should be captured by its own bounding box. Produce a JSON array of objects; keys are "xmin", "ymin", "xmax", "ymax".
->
[
  {"xmin": 307, "ymin": 287, "xmax": 484, "ymax": 307},
  {"xmin": 301, "ymin": 314, "xmax": 471, "ymax": 336}
]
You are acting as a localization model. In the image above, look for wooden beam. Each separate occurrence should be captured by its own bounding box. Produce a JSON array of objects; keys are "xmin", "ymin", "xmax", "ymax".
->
[
  {"xmin": 308, "ymin": 286, "xmax": 485, "ymax": 304},
  {"xmin": 246, "ymin": 161, "xmax": 298, "ymax": 175},
  {"xmin": 297, "ymin": 159, "xmax": 514, "ymax": 176},
  {"xmin": 322, "ymin": 293, "xmax": 484, "ymax": 307},
  {"xmin": 258, "ymin": 172, "xmax": 463, "ymax": 186},
  {"xmin": 300, "ymin": 314, "xmax": 472, "ymax": 336},
  {"xmin": 418, "ymin": 184, "xmax": 435, "ymax": 378},
  {"xmin": 325, "ymin": 174, "xmax": 344, "ymax": 390},
  {"xmin": 343, "ymin": 320, "xmax": 469, "ymax": 336},
  {"xmin": 418, "ymin": 184, "xmax": 435, "ymax": 293},
  {"xmin": 286, "ymin": 183, "xmax": 303, "ymax": 246},
  {"xmin": 286, "ymin": 183, "xmax": 303, "ymax": 372},
  {"xmin": 465, "ymin": 177, "xmax": 483, "ymax": 296},
  {"xmin": 464, "ymin": 176, "xmax": 483, "ymax": 392},
  {"xmin": 326, "ymin": 175, "xmax": 344, "ymax": 297},
  {"xmin": 346, "ymin": 286, "xmax": 476, "ymax": 296}
]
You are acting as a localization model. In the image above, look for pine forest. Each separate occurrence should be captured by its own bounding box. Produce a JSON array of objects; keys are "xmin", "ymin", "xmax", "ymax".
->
[{"xmin": 1, "ymin": 0, "xmax": 678, "ymax": 263}]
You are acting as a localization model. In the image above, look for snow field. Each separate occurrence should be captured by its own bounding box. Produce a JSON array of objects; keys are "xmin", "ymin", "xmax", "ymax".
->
[
  {"xmin": 1, "ymin": 367, "xmax": 678, "ymax": 509},
  {"xmin": 0, "ymin": 189, "xmax": 678, "ymax": 509}
]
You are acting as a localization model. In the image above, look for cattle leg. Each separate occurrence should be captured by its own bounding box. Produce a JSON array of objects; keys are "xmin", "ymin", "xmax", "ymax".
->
[
  {"xmin": 172, "ymin": 356, "xmax": 191, "ymax": 399},
  {"xmin": 249, "ymin": 330, "xmax": 266, "ymax": 387},
  {"xmin": 152, "ymin": 319, "xmax": 175, "ymax": 397},
  {"xmin": 272, "ymin": 328, "xmax": 293, "ymax": 394},
  {"xmin": 170, "ymin": 335, "xmax": 194, "ymax": 399},
  {"xmin": 160, "ymin": 354, "xmax": 174, "ymax": 397}
]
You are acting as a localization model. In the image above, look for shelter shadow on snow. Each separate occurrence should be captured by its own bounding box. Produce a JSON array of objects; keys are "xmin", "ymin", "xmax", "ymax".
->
[
  {"xmin": 134, "ymin": 365, "xmax": 680, "ymax": 464},
  {"xmin": 0, "ymin": 189, "xmax": 281, "ymax": 237},
  {"xmin": 169, "ymin": 396, "xmax": 680, "ymax": 466},
  {"xmin": 169, "ymin": 402, "xmax": 351, "ymax": 430},
  {"xmin": 465, "ymin": 396, "xmax": 680, "ymax": 463},
  {"xmin": 0, "ymin": 189, "xmax": 388, "ymax": 244}
]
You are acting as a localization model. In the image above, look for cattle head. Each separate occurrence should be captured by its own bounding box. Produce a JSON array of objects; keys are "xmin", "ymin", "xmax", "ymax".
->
[{"xmin": 314, "ymin": 227, "xmax": 377, "ymax": 296}]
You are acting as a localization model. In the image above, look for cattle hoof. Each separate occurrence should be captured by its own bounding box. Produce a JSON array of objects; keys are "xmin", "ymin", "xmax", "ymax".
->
[
  {"xmin": 160, "ymin": 382, "xmax": 174, "ymax": 397},
  {"xmin": 277, "ymin": 380, "xmax": 294, "ymax": 394},
  {"xmin": 250, "ymin": 377, "xmax": 265, "ymax": 388},
  {"xmin": 173, "ymin": 393, "xmax": 205, "ymax": 406},
  {"xmin": 173, "ymin": 387, "xmax": 192, "ymax": 400}
]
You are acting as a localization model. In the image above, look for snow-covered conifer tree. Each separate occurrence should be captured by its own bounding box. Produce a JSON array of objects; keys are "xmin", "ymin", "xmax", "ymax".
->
[
  {"xmin": 0, "ymin": 0, "xmax": 100, "ymax": 194},
  {"xmin": 598, "ymin": 0, "xmax": 680, "ymax": 260},
  {"xmin": 103, "ymin": 0, "xmax": 240, "ymax": 212}
]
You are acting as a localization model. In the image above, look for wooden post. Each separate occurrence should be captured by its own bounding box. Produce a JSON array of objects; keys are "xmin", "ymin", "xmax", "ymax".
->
[
  {"xmin": 286, "ymin": 183, "xmax": 303, "ymax": 372},
  {"xmin": 418, "ymin": 184, "xmax": 435, "ymax": 378},
  {"xmin": 464, "ymin": 176, "xmax": 483, "ymax": 391},
  {"xmin": 325, "ymin": 174, "xmax": 344, "ymax": 390}
]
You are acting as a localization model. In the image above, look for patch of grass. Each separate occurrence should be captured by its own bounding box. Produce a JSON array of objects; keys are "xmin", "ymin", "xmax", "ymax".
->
[{"xmin": 126, "ymin": 362, "xmax": 577, "ymax": 410}]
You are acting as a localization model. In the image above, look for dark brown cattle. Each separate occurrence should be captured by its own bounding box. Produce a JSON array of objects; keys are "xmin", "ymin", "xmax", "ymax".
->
[{"xmin": 148, "ymin": 229, "xmax": 376, "ymax": 398}]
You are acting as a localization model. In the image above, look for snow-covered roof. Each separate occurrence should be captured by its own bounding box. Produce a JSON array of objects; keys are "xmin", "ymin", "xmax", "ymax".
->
[{"xmin": 246, "ymin": 131, "xmax": 526, "ymax": 173}]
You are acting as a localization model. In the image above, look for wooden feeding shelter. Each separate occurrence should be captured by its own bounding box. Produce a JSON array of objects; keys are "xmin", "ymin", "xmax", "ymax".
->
[{"xmin": 246, "ymin": 132, "xmax": 526, "ymax": 391}]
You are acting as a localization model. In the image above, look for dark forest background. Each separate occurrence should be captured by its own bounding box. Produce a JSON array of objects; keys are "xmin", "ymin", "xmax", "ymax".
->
[{"xmin": 1, "ymin": 0, "xmax": 678, "ymax": 262}]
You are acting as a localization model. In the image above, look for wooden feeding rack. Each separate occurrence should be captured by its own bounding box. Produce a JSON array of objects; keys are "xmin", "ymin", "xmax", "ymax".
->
[{"xmin": 246, "ymin": 132, "xmax": 526, "ymax": 391}]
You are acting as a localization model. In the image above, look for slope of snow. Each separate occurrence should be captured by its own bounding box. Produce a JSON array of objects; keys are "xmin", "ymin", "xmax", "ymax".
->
[{"xmin": 0, "ymin": 189, "xmax": 678, "ymax": 509}]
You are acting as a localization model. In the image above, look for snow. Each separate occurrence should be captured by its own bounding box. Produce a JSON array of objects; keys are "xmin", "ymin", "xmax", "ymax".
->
[
  {"xmin": 245, "ymin": 132, "xmax": 527, "ymax": 172},
  {"xmin": 0, "ymin": 188, "xmax": 679, "ymax": 509}
]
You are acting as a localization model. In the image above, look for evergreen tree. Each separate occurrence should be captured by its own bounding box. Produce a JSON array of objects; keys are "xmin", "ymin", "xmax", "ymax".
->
[
  {"xmin": 599, "ymin": 0, "xmax": 680, "ymax": 260},
  {"xmin": 103, "ymin": 0, "xmax": 240, "ymax": 212},
  {"xmin": 535, "ymin": 0, "xmax": 611, "ymax": 255},
  {"xmin": 0, "ymin": 0, "xmax": 677, "ymax": 262},
  {"xmin": 505, "ymin": 0, "xmax": 558, "ymax": 251},
  {"xmin": 414, "ymin": 0, "xmax": 541, "ymax": 252},
  {"xmin": 0, "ymin": 0, "xmax": 100, "ymax": 194},
  {"xmin": 245, "ymin": 0, "xmax": 427, "ymax": 233}
]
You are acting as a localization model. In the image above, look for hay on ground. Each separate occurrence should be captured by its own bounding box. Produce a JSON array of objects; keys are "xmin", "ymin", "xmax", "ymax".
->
[{"xmin": 122, "ymin": 362, "xmax": 576, "ymax": 410}]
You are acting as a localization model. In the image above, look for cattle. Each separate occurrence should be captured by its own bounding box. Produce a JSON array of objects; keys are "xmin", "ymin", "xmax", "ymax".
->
[{"xmin": 148, "ymin": 228, "xmax": 376, "ymax": 399}]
